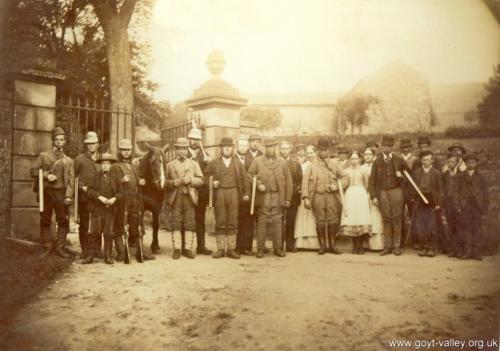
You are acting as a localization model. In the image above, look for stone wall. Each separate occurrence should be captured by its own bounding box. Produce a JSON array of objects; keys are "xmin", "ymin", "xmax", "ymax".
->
[{"xmin": 0, "ymin": 91, "xmax": 12, "ymax": 238}]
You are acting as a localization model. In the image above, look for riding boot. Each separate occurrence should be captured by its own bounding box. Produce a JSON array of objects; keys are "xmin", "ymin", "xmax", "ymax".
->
[
  {"xmin": 82, "ymin": 236, "xmax": 96, "ymax": 264},
  {"xmin": 114, "ymin": 236, "xmax": 124, "ymax": 261},
  {"xmin": 79, "ymin": 232, "xmax": 88, "ymax": 259},
  {"xmin": 327, "ymin": 224, "xmax": 342, "ymax": 255},
  {"xmin": 55, "ymin": 226, "xmax": 69, "ymax": 258},
  {"xmin": 196, "ymin": 232, "xmax": 212, "ymax": 255},
  {"xmin": 95, "ymin": 235, "xmax": 104, "ymax": 259},
  {"xmin": 104, "ymin": 237, "xmax": 114, "ymax": 264},
  {"xmin": 316, "ymin": 225, "xmax": 326, "ymax": 255}
]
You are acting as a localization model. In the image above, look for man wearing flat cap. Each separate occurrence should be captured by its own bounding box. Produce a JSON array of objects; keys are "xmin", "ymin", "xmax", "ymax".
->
[
  {"xmin": 301, "ymin": 138, "xmax": 347, "ymax": 255},
  {"xmin": 368, "ymin": 136, "xmax": 409, "ymax": 256},
  {"xmin": 74, "ymin": 131, "xmax": 101, "ymax": 259},
  {"xmin": 246, "ymin": 135, "xmax": 263, "ymax": 166},
  {"xmin": 204, "ymin": 137, "xmax": 250, "ymax": 259},
  {"xmin": 164, "ymin": 137, "xmax": 204, "ymax": 259},
  {"xmin": 248, "ymin": 138, "xmax": 292, "ymax": 258},
  {"xmin": 443, "ymin": 143, "xmax": 467, "ymax": 173},
  {"xmin": 30, "ymin": 127, "xmax": 75, "ymax": 258}
]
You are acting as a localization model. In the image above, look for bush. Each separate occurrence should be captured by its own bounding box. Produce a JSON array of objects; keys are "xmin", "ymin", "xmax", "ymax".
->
[{"xmin": 444, "ymin": 125, "xmax": 500, "ymax": 139}]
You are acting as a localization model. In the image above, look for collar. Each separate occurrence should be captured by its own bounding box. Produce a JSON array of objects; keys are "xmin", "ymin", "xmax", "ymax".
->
[
  {"xmin": 422, "ymin": 165, "xmax": 432, "ymax": 173},
  {"xmin": 402, "ymin": 152, "xmax": 412, "ymax": 160},
  {"xmin": 383, "ymin": 152, "xmax": 392, "ymax": 160},
  {"xmin": 250, "ymin": 149, "xmax": 259, "ymax": 157},
  {"xmin": 467, "ymin": 169, "xmax": 475, "ymax": 176}
]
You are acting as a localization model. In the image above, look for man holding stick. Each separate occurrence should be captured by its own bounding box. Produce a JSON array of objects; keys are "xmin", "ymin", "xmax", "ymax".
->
[
  {"xmin": 368, "ymin": 136, "xmax": 409, "ymax": 256},
  {"xmin": 31, "ymin": 127, "xmax": 75, "ymax": 258}
]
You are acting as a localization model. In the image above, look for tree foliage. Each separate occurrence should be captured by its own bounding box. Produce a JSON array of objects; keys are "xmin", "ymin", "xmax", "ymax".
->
[
  {"xmin": 335, "ymin": 94, "xmax": 379, "ymax": 134},
  {"xmin": 478, "ymin": 64, "xmax": 500, "ymax": 126}
]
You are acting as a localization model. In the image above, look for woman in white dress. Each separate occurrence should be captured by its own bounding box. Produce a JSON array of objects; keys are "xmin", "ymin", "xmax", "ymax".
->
[
  {"xmin": 360, "ymin": 148, "xmax": 384, "ymax": 251},
  {"xmin": 341, "ymin": 151, "xmax": 371, "ymax": 254},
  {"xmin": 294, "ymin": 145, "xmax": 318, "ymax": 250}
]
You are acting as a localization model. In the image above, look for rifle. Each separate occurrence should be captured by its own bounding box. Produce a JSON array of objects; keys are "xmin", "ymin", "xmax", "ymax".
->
[
  {"xmin": 282, "ymin": 208, "xmax": 287, "ymax": 253},
  {"xmin": 123, "ymin": 197, "xmax": 131, "ymax": 264},
  {"xmin": 250, "ymin": 176, "xmax": 257, "ymax": 215},
  {"xmin": 205, "ymin": 175, "xmax": 215, "ymax": 235},
  {"xmin": 74, "ymin": 177, "xmax": 79, "ymax": 223},
  {"xmin": 38, "ymin": 169, "xmax": 44, "ymax": 213},
  {"xmin": 137, "ymin": 193, "xmax": 145, "ymax": 263}
]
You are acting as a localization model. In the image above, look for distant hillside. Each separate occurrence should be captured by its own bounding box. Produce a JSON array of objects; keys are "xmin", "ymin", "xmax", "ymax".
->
[{"xmin": 429, "ymin": 82, "xmax": 486, "ymax": 131}]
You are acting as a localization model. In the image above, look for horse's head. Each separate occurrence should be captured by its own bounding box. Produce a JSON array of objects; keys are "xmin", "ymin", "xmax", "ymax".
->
[{"xmin": 146, "ymin": 143, "xmax": 169, "ymax": 191}]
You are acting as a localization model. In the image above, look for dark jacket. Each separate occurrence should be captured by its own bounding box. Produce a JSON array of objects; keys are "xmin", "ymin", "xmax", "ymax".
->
[
  {"xmin": 188, "ymin": 148, "xmax": 208, "ymax": 204},
  {"xmin": 456, "ymin": 170, "xmax": 489, "ymax": 214},
  {"xmin": 204, "ymin": 157, "xmax": 250, "ymax": 204},
  {"xmin": 442, "ymin": 169, "xmax": 462, "ymax": 208},
  {"xmin": 411, "ymin": 167, "xmax": 443, "ymax": 207},
  {"xmin": 282, "ymin": 157, "xmax": 303, "ymax": 207},
  {"xmin": 248, "ymin": 155, "xmax": 292, "ymax": 208},
  {"xmin": 368, "ymin": 154, "xmax": 409, "ymax": 200},
  {"xmin": 88, "ymin": 171, "xmax": 122, "ymax": 210},
  {"xmin": 74, "ymin": 153, "xmax": 100, "ymax": 202},
  {"xmin": 245, "ymin": 149, "xmax": 263, "ymax": 171}
]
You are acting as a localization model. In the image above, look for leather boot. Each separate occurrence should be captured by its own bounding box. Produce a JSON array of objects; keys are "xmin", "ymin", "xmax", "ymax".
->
[
  {"xmin": 196, "ymin": 232, "xmax": 212, "ymax": 255},
  {"xmin": 316, "ymin": 225, "xmax": 326, "ymax": 255},
  {"xmin": 104, "ymin": 237, "xmax": 114, "ymax": 264},
  {"xmin": 212, "ymin": 250, "xmax": 225, "ymax": 258},
  {"xmin": 114, "ymin": 236, "xmax": 124, "ymax": 261},
  {"xmin": 184, "ymin": 249, "xmax": 195, "ymax": 259},
  {"xmin": 173, "ymin": 249, "xmax": 181, "ymax": 259},
  {"xmin": 95, "ymin": 235, "xmax": 104, "ymax": 259},
  {"xmin": 418, "ymin": 247, "xmax": 428, "ymax": 257},
  {"xmin": 82, "ymin": 236, "xmax": 96, "ymax": 264},
  {"xmin": 274, "ymin": 249, "xmax": 286, "ymax": 257},
  {"xmin": 358, "ymin": 236, "xmax": 365, "ymax": 255},
  {"xmin": 327, "ymin": 224, "xmax": 342, "ymax": 255},
  {"xmin": 227, "ymin": 250, "xmax": 241, "ymax": 259},
  {"xmin": 79, "ymin": 232, "xmax": 88, "ymax": 259}
]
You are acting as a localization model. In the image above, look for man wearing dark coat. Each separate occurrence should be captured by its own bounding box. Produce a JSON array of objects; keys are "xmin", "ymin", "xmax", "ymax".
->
[
  {"xmin": 368, "ymin": 136, "xmax": 409, "ymax": 256},
  {"xmin": 280, "ymin": 141, "xmax": 302, "ymax": 252},
  {"xmin": 442, "ymin": 154, "xmax": 463, "ymax": 257}
]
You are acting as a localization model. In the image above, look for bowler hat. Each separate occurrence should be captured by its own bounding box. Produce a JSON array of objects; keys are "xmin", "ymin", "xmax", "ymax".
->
[
  {"xmin": 317, "ymin": 138, "xmax": 330, "ymax": 150},
  {"xmin": 96, "ymin": 153, "xmax": 116, "ymax": 163},
  {"xmin": 448, "ymin": 143, "xmax": 466, "ymax": 154},
  {"xmin": 174, "ymin": 137, "xmax": 189, "ymax": 148},
  {"xmin": 400, "ymin": 139, "xmax": 412, "ymax": 149},
  {"xmin": 264, "ymin": 138, "xmax": 278, "ymax": 147},
  {"xmin": 118, "ymin": 139, "xmax": 132, "ymax": 149},
  {"xmin": 249, "ymin": 135, "xmax": 262, "ymax": 142},
  {"xmin": 219, "ymin": 137, "xmax": 234, "ymax": 147},
  {"xmin": 52, "ymin": 127, "xmax": 65, "ymax": 138},
  {"xmin": 295, "ymin": 144, "xmax": 306, "ymax": 152},
  {"xmin": 417, "ymin": 136, "xmax": 431, "ymax": 146},
  {"xmin": 84, "ymin": 131, "xmax": 99, "ymax": 144},
  {"xmin": 337, "ymin": 145, "xmax": 349, "ymax": 154},
  {"xmin": 464, "ymin": 153, "xmax": 479, "ymax": 162},
  {"xmin": 381, "ymin": 136, "xmax": 394, "ymax": 147},
  {"xmin": 366, "ymin": 140, "xmax": 379, "ymax": 148}
]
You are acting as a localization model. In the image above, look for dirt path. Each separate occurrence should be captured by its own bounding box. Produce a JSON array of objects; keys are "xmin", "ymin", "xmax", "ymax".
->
[{"xmin": 5, "ymin": 230, "xmax": 500, "ymax": 351}]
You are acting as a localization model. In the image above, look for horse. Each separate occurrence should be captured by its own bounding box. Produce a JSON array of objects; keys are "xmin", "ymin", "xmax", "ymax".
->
[{"xmin": 138, "ymin": 143, "xmax": 169, "ymax": 254}]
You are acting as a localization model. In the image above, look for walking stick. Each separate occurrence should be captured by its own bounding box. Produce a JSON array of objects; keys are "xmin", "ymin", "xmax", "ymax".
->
[
  {"xmin": 403, "ymin": 170, "xmax": 429, "ymax": 205},
  {"xmin": 38, "ymin": 169, "xmax": 44, "ymax": 213},
  {"xmin": 137, "ymin": 200, "xmax": 145, "ymax": 264},
  {"xmin": 123, "ymin": 198, "xmax": 131, "ymax": 264},
  {"xmin": 282, "ymin": 208, "xmax": 287, "ymax": 253},
  {"xmin": 250, "ymin": 176, "xmax": 257, "ymax": 215},
  {"xmin": 208, "ymin": 175, "xmax": 214, "ymax": 208},
  {"xmin": 74, "ymin": 177, "xmax": 79, "ymax": 223}
]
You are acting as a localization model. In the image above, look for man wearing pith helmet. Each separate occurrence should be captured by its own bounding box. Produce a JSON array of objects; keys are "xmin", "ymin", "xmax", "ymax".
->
[
  {"xmin": 30, "ymin": 127, "xmax": 75, "ymax": 258},
  {"xmin": 74, "ymin": 131, "xmax": 101, "ymax": 259},
  {"xmin": 186, "ymin": 127, "xmax": 213, "ymax": 255},
  {"xmin": 111, "ymin": 138, "xmax": 154, "ymax": 262}
]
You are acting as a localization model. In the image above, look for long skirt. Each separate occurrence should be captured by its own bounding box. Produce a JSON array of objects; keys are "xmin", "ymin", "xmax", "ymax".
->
[
  {"xmin": 341, "ymin": 185, "xmax": 371, "ymax": 237},
  {"xmin": 365, "ymin": 201, "xmax": 384, "ymax": 250},
  {"xmin": 294, "ymin": 202, "xmax": 319, "ymax": 249}
]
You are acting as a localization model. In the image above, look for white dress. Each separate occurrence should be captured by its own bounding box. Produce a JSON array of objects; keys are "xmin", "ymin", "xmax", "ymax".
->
[
  {"xmin": 340, "ymin": 166, "xmax": 371, "ymax": 237},
  {"xmin": 294, "ymin": 161, "xmax": 319, "ymax": 249},
  {"xmin": 360, "ymin": 162, "xmax": 384, "ymax": 250}
]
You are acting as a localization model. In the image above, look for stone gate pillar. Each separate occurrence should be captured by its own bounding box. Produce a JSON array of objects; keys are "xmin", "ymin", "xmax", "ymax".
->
[{"xmin": 185, "ymin": 50, "xmax": 248, "ymax": 156}]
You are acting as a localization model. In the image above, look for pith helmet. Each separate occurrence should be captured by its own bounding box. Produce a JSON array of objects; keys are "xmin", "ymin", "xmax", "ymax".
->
[
  {"xmin": 118, "ymin": 139, "xmax": 133, "ymax": 150},
  {"xmin": 84, "ymin": 131, "xmax": 99, "ymax": 144},
  {"xmin": 188, "ymin": 128, "xmax": 202, "ymax": 140}
]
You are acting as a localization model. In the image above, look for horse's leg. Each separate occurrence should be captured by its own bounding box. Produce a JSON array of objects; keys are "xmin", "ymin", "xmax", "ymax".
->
[{"xmin": 151, "ymin": 209, "xmax": 160, "ymax": 253}]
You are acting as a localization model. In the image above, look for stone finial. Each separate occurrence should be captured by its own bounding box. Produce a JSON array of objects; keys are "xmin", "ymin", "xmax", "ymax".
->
[{"xmin": 206, "ymin": 49, "xmax": 226, "ymax": 78}]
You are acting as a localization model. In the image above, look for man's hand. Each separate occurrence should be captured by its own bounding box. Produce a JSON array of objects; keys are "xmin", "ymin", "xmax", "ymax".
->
[
  {"xmin": 174, "ymin": 179, "xmax": 182, "ymax": 187},
  {"xmin": 81, "ymin": 186, "xmax": 88, "ymax": 192},
  {"xmin": 182, "ymin": 176, "xmax": 191, "ymax": 185},
  {"xmin": 285, "ymin": 201, "xmax": 291, "ymax": 208},
  {"xmin": 434, "ymin": 205, "xmax": 440, "ymax": 211},
  {"xmin": 107, "ymin": 197, "xmax": 117, "ymax": 206},
  {"xmin": 213, "ymin": 180, "xmax": 220, "ymax": 189},
  {"xmin": 47, "ymin": 174, "xmax": 57, "ymax": 182},
  {"xmin": 372, "ymin": 198, "xmax": 379, "ymax": 207},
  {"xmin": 395, "ymin": 171, "xmax": 402, "ymax": 178},
  {"xmin": 122, "ymin": 175, "xmax": 130, "ymax": 183},
  {"xmin": 63, "ymin": 197, "xmax": 72, "ymax": 206},
  {"xmin": 304, "ymin": 198, "xmax": 311, "ymax": 210},
  {"xmin": 243, "ymin": 195, "xmax": 250, "ymax": 202},
  {"xmin": 98, "ymin": 196, "xmax": 108, "ymax": 205},
  {"xmin": 138, "ymin": 178, "xmax": 146, "ymax": 186},
  {"xmin": 203, "ymin": 155, "xmax": 211, "ymax": 162}
]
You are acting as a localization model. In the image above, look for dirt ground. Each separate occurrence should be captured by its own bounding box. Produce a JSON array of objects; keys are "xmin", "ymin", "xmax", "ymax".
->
[{"xmin": 3, "ymin": 230, "xmax": 500, "ymax": 351}]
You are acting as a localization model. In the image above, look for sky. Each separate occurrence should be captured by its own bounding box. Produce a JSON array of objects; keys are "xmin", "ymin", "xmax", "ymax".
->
[{"xmin": 146, "ymin": 0, "xmax": 499, "ymax": 103}]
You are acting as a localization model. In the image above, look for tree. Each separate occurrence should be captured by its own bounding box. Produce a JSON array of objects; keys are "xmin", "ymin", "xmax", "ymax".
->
[
  {"xmin": 240, "ymin": 107, "xmax": 282, "ymax": 131},
  {"xmin": 463, "ymin": 110, "xmax": 478, "ymax": 125},
  {"xmin": 335, "ymin": 94, "xmax": 379, "ymax": 135},
  {"xmin": 477, "ymin": 64, "xmax": 500, "ymax": 126}
]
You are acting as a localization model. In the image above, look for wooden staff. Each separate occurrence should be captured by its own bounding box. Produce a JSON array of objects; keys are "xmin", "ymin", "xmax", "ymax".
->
[
  {"xmin": 250, "ymin": 176, "xmax": 257, "ymax": 215},
  {"xmin": 403, "ymin": 170, "xmax": 429, "ymax": 205},
  {"xmin": 38, "ymin": 169, "xmax": 44, "ymax": 213},
  {"xmin": 208, "ymin": 175, "xmax": 214, "ymax": 208},
  {"xmin": 337, "ymin": 178, "xmax": 347, "ymax": 217},
  {"xmin": 74, "ymin": 177, "xmax": 79, "ymax": 223}
]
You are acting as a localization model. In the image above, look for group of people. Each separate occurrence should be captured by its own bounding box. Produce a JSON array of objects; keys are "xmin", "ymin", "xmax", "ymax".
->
[{"xmin": 31, "ymin": 126, "xmax": 489, "ymax": 264}]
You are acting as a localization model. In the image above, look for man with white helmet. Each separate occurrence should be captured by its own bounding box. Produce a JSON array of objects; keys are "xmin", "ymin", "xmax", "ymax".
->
[{"xmin": 186, "ymin": 127, "xmax": 213, "ymax": 255}]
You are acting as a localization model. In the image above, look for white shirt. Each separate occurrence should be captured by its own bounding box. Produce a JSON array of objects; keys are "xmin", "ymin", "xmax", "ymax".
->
[
  {"xmin": 222, "ymin": 156, "xmax": 232, "ymax": 168},
  {"xmin": 383, "ymin": 152, "xmax": 393, "ymax": 160},
  {"xmin": 467, "ymin": 170, "xmax": 475, "ymax": 176},
  {"xmin": 402, "ymin": 153, "xmax": 412, "ymax": 161},
  {"xmin": 249, "ymin": 150, "xmax": 259, "ymax": 158},
  {"xmin": 422, "ymin": 165, "xmax": 432, "ymax": 174}
]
